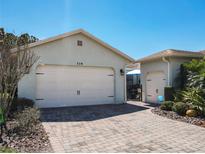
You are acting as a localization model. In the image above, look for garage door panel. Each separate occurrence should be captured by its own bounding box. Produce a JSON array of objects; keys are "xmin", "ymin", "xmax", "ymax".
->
[{"xmin": 36, "ymin": 65, "xmax": 114, "ymax": 108}]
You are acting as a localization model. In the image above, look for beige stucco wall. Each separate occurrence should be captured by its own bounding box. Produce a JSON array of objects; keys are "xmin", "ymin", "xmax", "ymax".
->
[
  {"xmin": 169, "ymin": 57, "xmax": 196, "ymax": 87},
  {"xmin": 18, "ymin": 33, "xmax": 131, "ymax": 105},
  {"xmin": 140, "ymin": 57, "xmax": 198, "ymax": 102}
]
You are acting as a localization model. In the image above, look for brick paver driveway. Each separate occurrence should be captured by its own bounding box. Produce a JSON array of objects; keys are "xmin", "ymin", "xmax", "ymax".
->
[{"xmin": 41, "ymin": 101, "xmax": 205, "ymax": 153}]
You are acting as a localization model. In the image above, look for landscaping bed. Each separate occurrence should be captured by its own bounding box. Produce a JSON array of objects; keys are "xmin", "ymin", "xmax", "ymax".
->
[
  {"xmin": 0, "ymin": 108, "xmax": 53, "ymax": 153},
  {"xmin": 152, "ymin": 107, "xmax": 205, "ymax": 128},
  {"xmin": 152, "ymin": 57, "xmax": 205, "ymax": 128}
]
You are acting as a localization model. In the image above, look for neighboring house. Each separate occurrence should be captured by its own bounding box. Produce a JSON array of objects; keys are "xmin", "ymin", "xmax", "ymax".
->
[
  {"xmin": 18, "ymin": 29, "xmax": 135, "ymax": 108},
  {"xmin": 136, "ymin": 49, "xmax": 205, "ymax": 103}
]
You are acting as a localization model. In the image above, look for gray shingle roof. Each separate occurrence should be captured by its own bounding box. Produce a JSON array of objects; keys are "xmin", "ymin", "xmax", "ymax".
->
[{"xmin": 136, "ymin": 49, "xmax": 205, "ymax": 63}]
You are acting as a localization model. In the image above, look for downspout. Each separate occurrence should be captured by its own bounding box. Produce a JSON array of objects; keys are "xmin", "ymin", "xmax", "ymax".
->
[{"xmin": 162, "ymin": 57, "xmax": 170, "ymax": 86}]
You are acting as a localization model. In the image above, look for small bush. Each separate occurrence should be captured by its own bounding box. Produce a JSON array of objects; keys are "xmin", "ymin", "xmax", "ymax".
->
[
  {"xmin": 160, "ymin": 101, "xmax": 174, "ymax": 111},
  {"xmin": 11, "ymin": 97, "xmax": 34, "ymax": 111},
  {"xmin": 15, "ymin": 107, "xmax": 40, "ymax": 135},
  {"xmin": 172, "ymin": 102, "xmax": 189, "ymax": 116},
  {"xmin": 0, "ymin": 146, "xmax": 17, "ymax": 153}
]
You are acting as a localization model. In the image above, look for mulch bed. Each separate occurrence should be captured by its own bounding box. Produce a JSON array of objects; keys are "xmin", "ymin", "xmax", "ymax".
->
[
  {"xmin": 151, "ymin": 107, "xmax": 205, "ymax": 128},
  {"xmin": 0, "ymin": 115, "xmax": 53, "ymax": 152}
]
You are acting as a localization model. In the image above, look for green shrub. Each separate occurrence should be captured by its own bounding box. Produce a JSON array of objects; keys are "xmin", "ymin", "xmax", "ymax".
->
[
  {"xmin": 15, "ymin": 107, "xmax": 40, "ymax": 135},
  {"xmin": 160, "ymin": 101, "xmax": 174, "ymax": 111},
  {"xmin": 178, "ymin": 58, "xmax": 205, "ymax": 116},
  {"xmin": 172, "ymin": 102, "xmax": 189, "ymax": 116},
  {"xmin": 0, "ymin": 146, "xmax": 17, "ymax": 153},
  {"xmin": 180, "ymin": 88, "xmax": 205, "ymax": 115},
  {"xmin": 11, "ymin": 97, "xmax": 34, "ymax": 111}
]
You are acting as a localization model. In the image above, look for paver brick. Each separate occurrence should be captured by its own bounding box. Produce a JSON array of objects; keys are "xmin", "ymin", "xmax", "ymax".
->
[{"xmin": 42, "ymin": 101, "xmax": 205, "ymax": 153}]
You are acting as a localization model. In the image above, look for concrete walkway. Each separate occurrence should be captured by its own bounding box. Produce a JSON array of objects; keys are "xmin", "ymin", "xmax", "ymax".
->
[{"xmin": 41, "ymin": 101, "xmax": 205, "ymax": 153}]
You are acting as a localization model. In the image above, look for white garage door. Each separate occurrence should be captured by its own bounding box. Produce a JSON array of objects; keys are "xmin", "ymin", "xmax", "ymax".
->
[
  {"xmin": 146, "ymin": 72, "xmax": 166, "ymax": 103},
  {"xmin": 36, "ymin": 65, "xmax": 114, "ymax": 108}
]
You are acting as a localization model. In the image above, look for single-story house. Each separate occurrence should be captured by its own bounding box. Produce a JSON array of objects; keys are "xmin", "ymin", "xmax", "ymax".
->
[
  {"xmin": 18, "ymin": 29, "xmax": 135, "ymax": 108},
  {"xmin": 136, "ymin": 49, "xmax": 205, "ymax": 103}
]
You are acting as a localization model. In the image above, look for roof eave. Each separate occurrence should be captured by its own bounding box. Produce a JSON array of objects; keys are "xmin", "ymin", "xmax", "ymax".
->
[{"xmin": 136, "ymin": 54, "xmax": 204, "ymax": 63}]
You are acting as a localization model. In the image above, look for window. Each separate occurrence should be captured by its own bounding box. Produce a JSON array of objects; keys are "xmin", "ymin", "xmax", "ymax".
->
[{"xmin": 77, "ymin": 40, "xmax": 83, "ymax": 46}]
